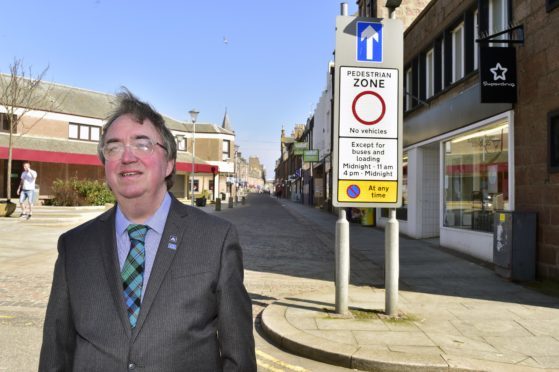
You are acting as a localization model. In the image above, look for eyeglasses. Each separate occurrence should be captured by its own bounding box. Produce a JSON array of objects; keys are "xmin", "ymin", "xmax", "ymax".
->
[{"xmin": 102, "ymin": 138, "xmax": 167, "ymax": 160}]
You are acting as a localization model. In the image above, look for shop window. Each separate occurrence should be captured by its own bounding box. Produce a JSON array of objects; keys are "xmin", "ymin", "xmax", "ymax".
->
[
  {"xmin": 443, "ymin": 121, "xmax": 509, "ymax": 233},
  {"xmin": 69, "ymin": 122, "xmax": 101, "ymax": 142},
  {"xmin": 549, "ymin": 110, "xmax": 559, "ymax": 172},
  {"xmin": 425, "ymin": 49, "xmax": 434, "ymax": 99},
  {"xmin": 452, "ymin": 23, "xmax": 465, "ymax": 83}
]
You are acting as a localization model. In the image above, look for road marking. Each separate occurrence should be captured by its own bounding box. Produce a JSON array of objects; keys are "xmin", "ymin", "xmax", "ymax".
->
[
  {"xmin": 257, "ymin": 360, "xmax": 284, "ymax": 372},
  {"xmin": 0, "ymin": 315, "xmax": 16, "ymax": 319},
  {"xmin": 256, "ymin": 349, "xmax": 308, "ymax": 371}
]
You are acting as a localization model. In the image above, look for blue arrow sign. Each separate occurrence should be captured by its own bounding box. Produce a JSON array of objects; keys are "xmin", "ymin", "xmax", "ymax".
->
[{"xmin": 357, "ymin": 22, "xmax": 383, "ymax": 62}]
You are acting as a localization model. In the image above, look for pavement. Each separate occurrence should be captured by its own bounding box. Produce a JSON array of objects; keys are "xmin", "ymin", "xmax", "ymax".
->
[
  {"xmin": 3, "ymin": 198, "xmax": 559, "ymax": 371},
  {"xmin": 260, "ymin": 199, "xmax": 559, "ymax": 371}
]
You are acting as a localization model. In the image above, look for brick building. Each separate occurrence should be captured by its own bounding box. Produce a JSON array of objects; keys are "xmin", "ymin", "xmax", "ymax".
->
[
  {"xmin": 368, "ymin": 0, "xmax": 559, "ymax": 279},
  {"xmin": 0, "ymin": 77, "xmax": 238, "ymax": 203}
]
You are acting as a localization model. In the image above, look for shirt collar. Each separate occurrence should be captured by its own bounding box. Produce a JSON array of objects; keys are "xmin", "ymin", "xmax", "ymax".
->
[{"xmin": 116, "ymin": 193, "xmax": 172, "ymax": 236}]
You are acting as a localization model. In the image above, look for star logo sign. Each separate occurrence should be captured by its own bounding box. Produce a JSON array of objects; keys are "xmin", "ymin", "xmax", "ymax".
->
[{"xmin": 490, "ymin": 63, "xmax": 508, "ymax": 81}]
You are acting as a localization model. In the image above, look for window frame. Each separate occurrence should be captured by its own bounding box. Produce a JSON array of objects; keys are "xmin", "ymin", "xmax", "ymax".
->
[
  {"xmin": 69, "ymin": 122, "xmax": 102, "ymax": 142},
  {"xmin": 176, "ymin": 135, "xmax": 186, "ymax": 151},
  {"xmin": 0, "ymin": 112, "xmax": 17, "ymax": 133},
  {"xmin": 547, "ymin": 0, "xmax": 559, "ymax": 12},
  {"xmin": 405, "ymin": 67, "xmax": 413, "ymax": 111},
  {"xmin": 452, "ymin": 22, "xmax": 465, "ymax": 83},
  {"xmin": 425, "ymin": 48, "xmax": 435, "ymax": 99},
  {"xmin": 548, "ymin": 109, "xmax": 559, "ymax": 173},
  {"xmin": 222, "ymin": 139, "xmax": 231, "ymax": 161},
  {"xmin": 473, "ymin": 9, "xmax": 479, "ymax": 70}
]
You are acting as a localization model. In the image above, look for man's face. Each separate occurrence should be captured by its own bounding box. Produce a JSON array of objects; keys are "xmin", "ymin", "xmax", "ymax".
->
[
  {"xmin": 23, "ymin": 163, "xmax": 30, "ymax": 171},
  {"xmin": 103, "ymin": 114, "xmax": 173, "ymax": 204}
]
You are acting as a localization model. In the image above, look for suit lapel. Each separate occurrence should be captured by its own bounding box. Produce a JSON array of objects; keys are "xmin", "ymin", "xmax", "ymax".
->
[
  {"xmin": 98, "ymin": 208, "xmax": 132, "ymax": 338},
  {"xmin": 132, "ymin": 198, "xmax": 188, "ymax": 340}
]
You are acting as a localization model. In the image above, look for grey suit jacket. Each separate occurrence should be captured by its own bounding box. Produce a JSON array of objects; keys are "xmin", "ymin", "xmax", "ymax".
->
[{"xmin": 39, "ymin": 195, "xmax": 256, "ymax": 371}]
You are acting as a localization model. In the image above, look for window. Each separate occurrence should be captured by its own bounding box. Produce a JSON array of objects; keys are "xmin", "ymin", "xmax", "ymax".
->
[
  {"xmin": 440, "ymin": 39, "xmax": 445, "ymax": 89},
  {"xmin": 176, "ymin": 135, "xmax": 186, "ymax": 151},
  {"xmin": 443, "ymin": 121, "xmax": 509, "ymax": 232},
  {"xmin": 69, "ymin": 122, "xmax": 101, "ymax": 142},
  {"xmin": 549, "ymin": 110, "xmax": 559, "ymax": 172},
  {"xmin": 0, "ymin": 112, "xmax": 17, "ymax": 133},
  {"xmin": 405, "ymin": 67, "xmax": 413, "ymax": 111},
  {"xmin": 547, "ymin": 0, "xmax": 559, "ymax": 12},
  {"xmin": 381, "ymin": 152, "xmax": 409, "ymax": 220},
  {"xmin": 425, "ymin": 49, "xmax": 434, "ymax": 99},
  {"xmin": 474, "ymin": 9, "xmax": 479, "ymax": 70},
  {"xmin": 489, "ymin": 0, "xmax": 509, "ymax": 45},
  {"xmin": 222, "ymin": 139, "xmax": 231, "ymax": 160},
  {"xmin": 452, "ymin": 23, "xmax": 464, "ymax": 83}
]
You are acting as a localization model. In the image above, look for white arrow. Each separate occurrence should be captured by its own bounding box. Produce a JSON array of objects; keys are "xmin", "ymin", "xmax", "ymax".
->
[{"xmin": 360, "ymin": 25, "xmax": 379, "ymax": 60}]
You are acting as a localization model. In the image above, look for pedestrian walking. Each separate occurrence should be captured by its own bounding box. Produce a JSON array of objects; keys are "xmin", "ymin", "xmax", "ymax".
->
[
  {"xmin": 16, "ymin": 161, "xmax": 37, "ymax": 220},
  {"xmin": 39, "ymin": 90, "xmax": 256, "ymax": 371}
]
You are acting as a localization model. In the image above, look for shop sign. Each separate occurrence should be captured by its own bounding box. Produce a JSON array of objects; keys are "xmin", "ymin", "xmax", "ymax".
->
[
  {"xmin": 480, "ymin": 47, "xmax": 517, "ymax": 103},
  {"xmin": 303, "ymin": 149, "xmax": 319, "ymax": 162},
  {"xmin": 293, "ymin": 142, "xmax": 308, "ymax": 155}
]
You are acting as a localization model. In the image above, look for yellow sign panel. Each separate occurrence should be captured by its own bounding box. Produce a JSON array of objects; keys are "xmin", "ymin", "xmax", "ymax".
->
[{"xmin": 338, "ymin": 180, "xmax": 398, "ymax": 203}]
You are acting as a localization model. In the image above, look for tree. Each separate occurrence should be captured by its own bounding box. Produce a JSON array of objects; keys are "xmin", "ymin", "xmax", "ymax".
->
[{"xmin": 0, "ymin": 58, "xmax": 56, "ymax": 202}]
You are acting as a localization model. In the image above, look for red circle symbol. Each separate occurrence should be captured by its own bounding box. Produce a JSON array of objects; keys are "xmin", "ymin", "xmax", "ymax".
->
[{"xmin": 351, "ymin": 90, "xmax": 386, "ymax": 125}]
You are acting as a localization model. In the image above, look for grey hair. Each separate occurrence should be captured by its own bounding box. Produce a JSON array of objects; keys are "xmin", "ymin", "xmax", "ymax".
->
[{"xmin": 97, "ymin": 88, "xmax": 177, "ymax": 190}]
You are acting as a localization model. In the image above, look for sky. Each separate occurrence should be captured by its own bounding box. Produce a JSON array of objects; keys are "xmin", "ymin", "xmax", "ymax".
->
[{"xmin": 0, "ymin": 0, "xmax": 358, "ymax": 178}]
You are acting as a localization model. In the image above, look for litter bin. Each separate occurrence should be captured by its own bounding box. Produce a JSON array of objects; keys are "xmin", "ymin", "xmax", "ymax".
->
[
  {"xmin": 493, "ymin": 211, "xmax": 537, "ymax": 281},
  {"xmin": 360, "ymin": 208, "xmax": 375, "ymax": 226}
]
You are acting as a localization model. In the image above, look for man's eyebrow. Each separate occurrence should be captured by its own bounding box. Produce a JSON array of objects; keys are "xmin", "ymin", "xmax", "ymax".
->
[
  {"xmin": 104, "ymin": 134, "xmax": 150, "ymax": 144},
  {"xmin": 133, "ymin": 135, "xmax": 150, "ymax": 140}
]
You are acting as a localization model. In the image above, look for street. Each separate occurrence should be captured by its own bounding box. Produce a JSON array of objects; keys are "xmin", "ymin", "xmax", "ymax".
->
[{"xmin": 0, "ymin": 196, "xmax": 357, "ymax": 372}]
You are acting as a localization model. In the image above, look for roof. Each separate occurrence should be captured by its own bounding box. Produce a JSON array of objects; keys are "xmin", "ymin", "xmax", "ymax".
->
[{"xmin": 0, "ymin": 73, "xmax": 235, "ymax": 136}]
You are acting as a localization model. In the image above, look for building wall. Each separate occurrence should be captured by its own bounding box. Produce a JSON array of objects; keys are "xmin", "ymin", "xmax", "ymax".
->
[
  {"xmin": 358, "ymin": 0, "xmax": 431, "ymax": 29},
  {"xmin": 403, "ymin": 1, "xmax": 476, "ymax": 60},
  {"xmin": 514, "ymin": 1, "xmax": 559, "ymax": 278},
  {"xmin": 20, "ymin": 115, "xmax": 69, "ymax": 139}
]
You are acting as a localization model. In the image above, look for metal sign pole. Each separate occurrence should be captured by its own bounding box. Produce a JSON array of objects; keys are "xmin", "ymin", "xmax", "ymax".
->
[{"xmin": 385, "ymin": 1, "xmax": 400, "ymax": 317}]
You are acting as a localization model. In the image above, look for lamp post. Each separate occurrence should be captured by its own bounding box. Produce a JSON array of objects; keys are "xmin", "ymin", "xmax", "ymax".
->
[{"xmin": 189, "ymin": 109, "xmax": 199, "ymax": 206}]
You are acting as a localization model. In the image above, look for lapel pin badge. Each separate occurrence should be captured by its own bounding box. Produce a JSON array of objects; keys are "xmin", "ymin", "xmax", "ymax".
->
[{"xmin": 168, "ymin": 235, "xmax": 178, "ymax": 250}]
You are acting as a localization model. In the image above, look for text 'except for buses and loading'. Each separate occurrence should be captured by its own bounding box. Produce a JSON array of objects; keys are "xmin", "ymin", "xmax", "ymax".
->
[{"xmin": 338, "ymin": 138, "xmax": 397, "ymax": 180}]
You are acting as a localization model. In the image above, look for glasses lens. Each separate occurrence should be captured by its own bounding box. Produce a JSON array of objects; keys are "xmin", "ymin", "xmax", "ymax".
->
[
  {"xmin": 103, "ymin": 139, "xmax": 157, "ymax": 160},
  {"xmin": 103, "ymin": 143, "xmax": 123, "ymax": 159},
  {"xmin": 132, "ymin": 138, "xmax": 154, "ymax": 155}
]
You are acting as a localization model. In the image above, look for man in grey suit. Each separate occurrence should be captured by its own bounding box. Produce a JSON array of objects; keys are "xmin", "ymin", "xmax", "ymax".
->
[{"xmin": 39, "ymin": 90, "xmax": 256, "ymax": 371}]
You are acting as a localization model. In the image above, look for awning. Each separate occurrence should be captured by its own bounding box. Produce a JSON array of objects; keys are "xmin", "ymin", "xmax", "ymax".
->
[{"xmin": 1, "ymin": 147, "xmax": 219, "ymax": 173}]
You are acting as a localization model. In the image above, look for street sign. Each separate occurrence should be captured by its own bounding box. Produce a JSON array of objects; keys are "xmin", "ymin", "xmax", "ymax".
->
[
  {"xmin": 333, "ymin": 16, "xmax": 403, "ymax": 208},
  {"xmin": 357, "ymin": 22, "xmax": 383, "ymax": 62},
  {"xmin": 293, "ymin": 142, "xmax": 308, "ymax": 155},
  {"xmin": 303, "ymin": 149, "xmax": 319, "ymax": 162}
]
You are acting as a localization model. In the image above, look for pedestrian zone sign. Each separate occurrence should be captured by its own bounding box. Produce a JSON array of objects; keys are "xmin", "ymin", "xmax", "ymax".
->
[
  {"xmin": 337, "ymin": 66, "xmax": 399, "ymax": 204},
  {"xmin": 333, "ymin": 16, "xmax": 403, "ymax": 208}
]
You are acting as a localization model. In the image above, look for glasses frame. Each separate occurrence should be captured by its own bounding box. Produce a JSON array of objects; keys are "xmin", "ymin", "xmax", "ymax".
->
[{"xmin": 102, "ymin": 138, "xmax": 167, "ymax": 160}]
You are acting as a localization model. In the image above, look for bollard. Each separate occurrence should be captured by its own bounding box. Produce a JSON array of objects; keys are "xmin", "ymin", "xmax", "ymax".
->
[
  {"xmin": 235, "ymin": 195, "xmax": 239, "ymax": 205},
  {"xmin": 385, "ymin": 208, "xmax": 399, "ymax": 316},
  {"xmin": 241, "ymin": 196, "xmax": 246, "ymax": 205},
  {"xmin": 228, "ymin": 197, "xmax": 233, "ymax": 208},
  {"xmin": 335, "ymin": 209, "xmax": 350, "ymax": 315},
  {"xmin": 215, "ymin": 198, "xmax": 221, "ymax": 211}
]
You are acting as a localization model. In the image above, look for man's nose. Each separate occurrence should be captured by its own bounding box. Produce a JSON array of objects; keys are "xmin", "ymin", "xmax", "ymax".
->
[{"xmin": 120, "ymin": 145, "xmax": 138, "ymax": 162}]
